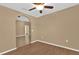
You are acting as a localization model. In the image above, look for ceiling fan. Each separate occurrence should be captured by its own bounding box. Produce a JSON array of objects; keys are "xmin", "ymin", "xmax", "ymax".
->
[{"xmin": 28, "ymin": 3, "xmax": 54, "ymax": 13}]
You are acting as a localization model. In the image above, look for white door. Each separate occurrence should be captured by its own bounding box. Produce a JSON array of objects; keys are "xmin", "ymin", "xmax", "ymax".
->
[{"xmin": 25, "ymin": 25, "xmax": 30, "ymax": 44}]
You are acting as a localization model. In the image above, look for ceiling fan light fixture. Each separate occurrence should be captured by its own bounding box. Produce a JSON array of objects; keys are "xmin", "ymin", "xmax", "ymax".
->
[
  {"xmin": 35, "ymin": 5, "xmax": 44, "ymax": 10},
  {"xmin": 28, "ymin": 3, "xmax": 54, "ymax": 14}
]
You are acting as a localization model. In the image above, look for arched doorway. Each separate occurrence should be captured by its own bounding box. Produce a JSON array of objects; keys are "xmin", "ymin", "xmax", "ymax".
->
[{"xmin": 16, "ymin": 15, "xmax": 31, "ymax": 47}]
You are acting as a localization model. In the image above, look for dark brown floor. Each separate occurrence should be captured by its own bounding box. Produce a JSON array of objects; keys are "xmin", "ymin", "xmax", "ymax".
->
[{"xmin": 4, "ymin": 41, "xmax": 79, "ymax": 55}]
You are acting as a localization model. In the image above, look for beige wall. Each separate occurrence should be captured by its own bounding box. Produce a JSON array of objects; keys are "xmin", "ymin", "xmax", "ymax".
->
[
  {"xmin": 0, "ymin": 6, "xmax": 22, "ymax": 53},
  {"xmin": 16, "ymin": 21, "xmax": 25, "ymax": 36},
  {"xmin": 30, "ymin": 17, "xmax": 40, "ymax": 41},
  {"xmin": 34, "ymin": 5, "xmax": 79, "ymax": 50},
  {"xmin": 16, "ymin": 36, "xmax": 25, "ymax": 47}
]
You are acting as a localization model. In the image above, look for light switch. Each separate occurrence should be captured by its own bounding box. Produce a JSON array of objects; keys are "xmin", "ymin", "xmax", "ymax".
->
[{"xmin": 32, "ymin": 29, "xmax": 34, "ymax": 32}]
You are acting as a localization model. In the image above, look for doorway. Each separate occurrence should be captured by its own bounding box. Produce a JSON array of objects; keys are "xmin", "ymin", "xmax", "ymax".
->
[{"xmin": 16, "ymin": 16, "xmax": 31, "ymax": 47}]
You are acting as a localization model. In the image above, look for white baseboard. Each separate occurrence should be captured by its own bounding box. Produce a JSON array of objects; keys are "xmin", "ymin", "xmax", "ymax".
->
[
  {"xmin": 0, "ymin": 40, "xmax": 79, "ymax": 55},
  {"xmin": 31, "ymin": 40, "xmax": 79, "ymax": 52},
  {"xmin": 31, "ymin": 40, "xmax": 39, "ymax": 43},
  {"xmin": 0, "ymin": 48, "xmax": 16, "ymax": 55},
  {"xmin": 0, "ymin": 41, "xmax": 36, "ymax": 55}
]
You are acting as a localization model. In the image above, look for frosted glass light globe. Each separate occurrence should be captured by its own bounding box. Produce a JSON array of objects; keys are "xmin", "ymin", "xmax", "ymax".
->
[{"xmin": 36, "ymin": 5, "xmax": 44, "ymax": 10}]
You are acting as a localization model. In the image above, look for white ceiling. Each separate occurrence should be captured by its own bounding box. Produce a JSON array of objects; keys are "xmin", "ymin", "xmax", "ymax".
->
[{"xmin": 0, "ymin": 3, "xmax": 78, "ymax": 17}]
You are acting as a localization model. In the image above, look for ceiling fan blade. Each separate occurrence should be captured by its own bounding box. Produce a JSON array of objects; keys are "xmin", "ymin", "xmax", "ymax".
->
[
  {"xmin": 33, "ymin": 3, "xmax": 44, "ymax": 5},
  {"xmin": 44, "ymin": 6, "xmax": 54, "ymax": 9},
  {"xmin": 29, "ymin": 7, "xmax": 36, "ymax": 11},
  {"xmin": 39, "ymin": 10, "xmax": 42, "ymax": 13}
]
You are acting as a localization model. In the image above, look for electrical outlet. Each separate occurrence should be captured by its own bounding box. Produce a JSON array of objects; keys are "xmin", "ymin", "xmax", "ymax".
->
[{"xmin": 66, "ymin": 40, "xmax": 69, "ymax": 43}]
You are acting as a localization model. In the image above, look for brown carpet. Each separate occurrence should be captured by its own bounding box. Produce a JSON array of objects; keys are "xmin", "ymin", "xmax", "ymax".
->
[{"xmin": 4, "ymin": 41, "xmax": 79, "ymax": 55}]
